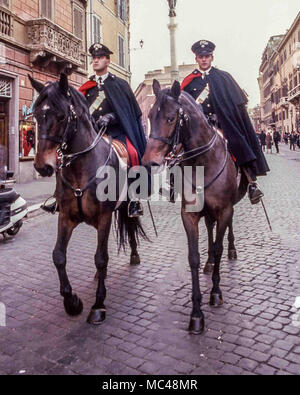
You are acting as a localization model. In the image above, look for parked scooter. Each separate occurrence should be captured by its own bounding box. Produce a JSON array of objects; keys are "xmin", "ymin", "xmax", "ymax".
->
[{"xmin": 0, "ymin": 169, "xmax": 28, "ymax": 237}]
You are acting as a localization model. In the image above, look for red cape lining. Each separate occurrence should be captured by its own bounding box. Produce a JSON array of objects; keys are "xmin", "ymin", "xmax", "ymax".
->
[
  {"xmin": 78, "ymin": 80, "xmax": 97, "ymax": 96},
  {"xmin": 181, "ymin": 71, "xmax": 202, "ymax": 91}
]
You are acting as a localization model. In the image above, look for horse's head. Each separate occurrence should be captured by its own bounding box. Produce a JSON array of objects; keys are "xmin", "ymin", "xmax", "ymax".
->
[
  {"xmin": 29, "ymin": 73, "xmax": 76, "ymax": 177},
  {"xmin": 142, "ymin": 79, "xmax": 183, "ymax": 171}
]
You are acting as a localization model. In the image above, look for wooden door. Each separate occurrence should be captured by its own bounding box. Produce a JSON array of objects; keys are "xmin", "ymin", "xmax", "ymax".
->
[{"xmin": 0, "ymin": 101, "xmax": 9, "ymax": 166}]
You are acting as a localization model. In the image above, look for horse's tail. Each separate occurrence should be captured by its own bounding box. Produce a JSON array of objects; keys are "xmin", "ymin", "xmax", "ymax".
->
[{"xmin": 114, "ymin": 203, "xmax": 150, "ymax": 253}]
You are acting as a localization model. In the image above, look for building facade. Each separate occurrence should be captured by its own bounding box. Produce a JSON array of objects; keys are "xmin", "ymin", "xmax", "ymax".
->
[
  {"xmin": 0, "ymin": 0, "xmax": 130, "ymax": 182},
  {"xmin": 258, "ymin": 12, "xmax": 300, "ymax": 135},
  {"xmin": 86, "ymin": 0, "xmax": 130, "ymax": 82},
  {"xmin": 135, "ymin": 63, "xmax": 198, "ymax": 136}
]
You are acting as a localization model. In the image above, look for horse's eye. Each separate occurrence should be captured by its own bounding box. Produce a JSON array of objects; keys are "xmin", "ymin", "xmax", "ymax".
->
[{"xmin": 167, "ymin": 117, "xmax": 175, "ymax": 124}]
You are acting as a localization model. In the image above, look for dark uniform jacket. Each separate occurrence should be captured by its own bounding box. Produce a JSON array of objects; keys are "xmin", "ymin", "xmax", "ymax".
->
[
  {"xmin": 79, "ymin": 73, "xmax": 147, "ymax": 161},
  {"xmin": 181, "ymin": 67, "xmax": 270, "ymax": 176}
]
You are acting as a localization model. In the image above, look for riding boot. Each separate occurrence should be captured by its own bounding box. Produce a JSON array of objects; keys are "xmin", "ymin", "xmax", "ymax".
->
[
  {"xmin": 243, "ymin": 166, "xmax": 264, "ymax": 205},
  {"xmin": 41, "ymin": 197, "xmax": 59, "ymax": 214},
  {"xmin": 128, "ymin": 200, "xmax": 143, "ymax": 218}
]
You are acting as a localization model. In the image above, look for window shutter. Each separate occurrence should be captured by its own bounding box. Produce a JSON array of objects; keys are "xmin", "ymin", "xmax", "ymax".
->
[
  {"xmin": 93, "ymin": 16, "xmax": 101, "ymax": 43},
  {"xmin": 118, "ymin": 36, "xmax": 124, "ymax": 68},
  {"xmin": 74, "ymin": 7, "xmax": 83, "ymax": 39},
  {"xmin": 40, "ymin": 0, "xmax": 52, "ymax": 20},
  {"xmin": 0, "ymin": 0, "xmax": 10, "ymax": 8}
]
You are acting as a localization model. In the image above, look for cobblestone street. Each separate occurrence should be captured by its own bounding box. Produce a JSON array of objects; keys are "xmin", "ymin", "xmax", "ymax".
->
[{"xmin": 0, "ymin": 144, "xmax": 299, "ymax": 375}]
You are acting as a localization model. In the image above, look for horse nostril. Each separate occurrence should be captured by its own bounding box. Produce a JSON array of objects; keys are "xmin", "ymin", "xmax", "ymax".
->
[
  {"xmin": 45, "ymin": 164, "xmax": 54, "ymax": 177},
  {"xmin": 34, "ymin": 163, "xmax": 54, "ymax": 177}
]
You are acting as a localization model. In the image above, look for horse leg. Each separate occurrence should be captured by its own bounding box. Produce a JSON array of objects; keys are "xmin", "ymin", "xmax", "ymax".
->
[
  {"xmin": 181, "ymin": 210, "xmax": 204, "ymax": 335},
  {"xmin": 203, "ymin": 215, "xmax": 216, "ymax": 274},
  {"xmin": 53, "ymin": 214, "xmax": 82, "ymax": 316},
  {"xmin": 227, "ymin": 211, "xmax": 237, "ymax": 260},
  {"xmin": 210, "ymin": 207, "xmax": 233, "ymax": 307},
  {"xmin": 87, "ymin": 212, "xmax": 112, "ymax": 325},
  {"xmin": 128, "ymin": 219, "xmax": 140, "ymax": 265}
]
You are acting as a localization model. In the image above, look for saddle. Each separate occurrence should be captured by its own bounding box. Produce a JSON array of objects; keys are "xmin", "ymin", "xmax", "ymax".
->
[{"xmin": 102, "ymin": 134, "xmax": 130, "ymax": 168}]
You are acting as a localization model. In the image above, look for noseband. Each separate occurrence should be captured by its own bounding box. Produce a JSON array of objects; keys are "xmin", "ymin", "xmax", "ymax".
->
[
  {"xmin": 148, "ymin": 103, "xmax": 228, "ymax": 189},
  {"xmin": 149, "ymin": 107, "xmax": 188, "ymax": 158}
]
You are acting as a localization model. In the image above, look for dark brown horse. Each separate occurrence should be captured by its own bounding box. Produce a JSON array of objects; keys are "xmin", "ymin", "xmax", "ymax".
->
[
  {"xmin": 142, "ymin": 79, "xmax": 248, "ymax": 334},
  {"xmin": 29, "ymin": 73, "xmax": 147, "ymax": 325}
]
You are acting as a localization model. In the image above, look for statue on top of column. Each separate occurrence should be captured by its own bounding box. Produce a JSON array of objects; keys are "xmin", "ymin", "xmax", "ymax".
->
[{"xmin": 168, "ymin": 0, "xmax": 177, "ymax": 17}]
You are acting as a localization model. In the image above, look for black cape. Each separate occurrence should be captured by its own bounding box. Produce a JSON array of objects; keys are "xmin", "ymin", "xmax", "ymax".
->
[
  {"xmin": 88, "ymin": 74, "xmax": 147, "ymax": 161},
  {"xmin": 186, "ymin": 67, "xmax": 270, "ymax": 176}
]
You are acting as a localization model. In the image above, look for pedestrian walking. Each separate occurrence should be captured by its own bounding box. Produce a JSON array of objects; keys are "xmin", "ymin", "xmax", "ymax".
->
[
  {"xmin": 260, "ymin": 130, "xmax": 267, "ymax": 152},
  {"xmin": 266, "ymin": 132, "xmax": 273, "ymax": 154},
  {"xmin": 273, "ymin": 129, "xmax": 281, "ymax": 154},
  {"xmin": 289, "ymin": 131, "xmax": 297, "ymax": 151},
  {"xmin": 284, "ymin": 132, "xmax": 289, "ymax": 144}
]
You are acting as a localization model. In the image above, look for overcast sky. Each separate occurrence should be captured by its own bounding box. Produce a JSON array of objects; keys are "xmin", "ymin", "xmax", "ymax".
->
[{"xmin": 130, "ymin": 0, "xmax": 300, "ymax": 108}]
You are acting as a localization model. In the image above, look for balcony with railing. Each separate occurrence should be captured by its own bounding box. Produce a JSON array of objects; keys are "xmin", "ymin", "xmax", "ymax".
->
[
  {"xmin": 26, "ymin": 18, "xmax": 86, "ymax": 74},
  {"xmin": 288, "ymin": 83, "xmax": 300, "ymax": 105},
  {"xmin": 0, "ymin": 5, "xmax": 13, "ymax": 39}
]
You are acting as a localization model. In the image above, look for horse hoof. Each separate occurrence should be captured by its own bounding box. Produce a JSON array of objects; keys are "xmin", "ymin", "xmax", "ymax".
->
[
  {"xmin": 228, "ymin": 249, "xmax": 237, "ymax": 260},
  {"xmin": 63, "ymin": 294, "xmax": 83, "ymax": 316},
  {"xmin": 210, "ymin": 293, "xmax": 224, "ymax": 307},
  {"xmin": 130, "ymin": 254, "xmax": 140, "ymax": 265},
  {"xmin": 203, "ymin": 262, "xmax": 214, "ymax": 274},
  {"xmin": 188, "ymin": 316, "xmax": 205, "ymax": 335},
  {"xmin": 86, "ymin": 308, "xmax": 106, "ymax": 325}
]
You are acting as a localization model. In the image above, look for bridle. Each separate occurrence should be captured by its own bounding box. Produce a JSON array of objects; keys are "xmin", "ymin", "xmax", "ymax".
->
[
  {"xmin": 35, "ymin": 89, "xmax": 112, "ymax": 218},
  {"xmin": 35, "ymin": 90, "xmax": 106, "ymax": 169},
  {"xmin": 148, "ymin": 104, "xmax": 228, "ymax": 189}
]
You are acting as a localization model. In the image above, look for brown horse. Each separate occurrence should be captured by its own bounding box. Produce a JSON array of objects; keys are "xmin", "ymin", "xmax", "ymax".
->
[
  {"xmin": 142, "ymin": 79, "xmax": 248, "ymax": 334},
  {"xmin": 29, "ymin": 73, "xmax": 147, "ymax": 325}
]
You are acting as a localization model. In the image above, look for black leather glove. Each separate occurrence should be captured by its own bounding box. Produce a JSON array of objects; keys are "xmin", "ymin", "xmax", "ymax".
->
[{"xmin": 96, "ymin": 113, "xmax": 117, "ymax": 130}]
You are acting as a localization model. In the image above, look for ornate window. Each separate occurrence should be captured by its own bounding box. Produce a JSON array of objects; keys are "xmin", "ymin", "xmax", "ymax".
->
[{"xmin": 0, "ymin": 78, "xmax": 12, "ymax": 98}]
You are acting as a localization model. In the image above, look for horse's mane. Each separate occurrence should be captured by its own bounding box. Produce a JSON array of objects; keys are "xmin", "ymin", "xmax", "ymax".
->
[{"xmin": 34, "ymin": 82, "xmax": 89, "ymax": 118}]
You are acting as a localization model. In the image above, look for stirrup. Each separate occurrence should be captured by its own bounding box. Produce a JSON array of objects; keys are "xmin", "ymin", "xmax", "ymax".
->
[
  {"xmin": 247, "ymin": 182, "xmax": 264, "ymax": 205},
  {"xmin": 41, "ymin": 196, "xmax": 58, "ymax": 214},
  {"xmin": 127, "ymin": 199, "xmax": 143, "ymax": 218}
]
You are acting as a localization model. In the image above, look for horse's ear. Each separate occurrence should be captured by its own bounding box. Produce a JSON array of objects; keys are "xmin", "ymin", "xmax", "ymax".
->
[
  {"xmin": 28, "ymin": 74, "xmax": 44, "ymax": 93},
  {"xmin": 171, "ymin": 80, "xmax": 181, "ymax": 100},
  {"xmin": 152, "ymin": 79, "xmax": 161, "ymax": 97},
  {"xmin": 59, "ymin": 73, "xmax": 69, "ymax": 96}
]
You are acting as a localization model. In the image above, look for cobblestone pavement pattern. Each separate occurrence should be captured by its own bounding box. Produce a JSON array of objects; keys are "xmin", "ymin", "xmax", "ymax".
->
[{"xmin": 0, "ymin": 144, "xmax": 299, "ymax": 375}]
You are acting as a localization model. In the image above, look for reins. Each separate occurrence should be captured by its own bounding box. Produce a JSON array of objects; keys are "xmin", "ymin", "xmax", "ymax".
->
[{"xmin": 149, "ymin": 104, "xmax": 229, "ymax": 190}]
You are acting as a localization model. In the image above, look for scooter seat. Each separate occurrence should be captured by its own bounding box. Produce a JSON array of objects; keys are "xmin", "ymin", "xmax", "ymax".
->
[{"xmin": 0, "ymin": 188, "xmax": 20, "ymax": 205}]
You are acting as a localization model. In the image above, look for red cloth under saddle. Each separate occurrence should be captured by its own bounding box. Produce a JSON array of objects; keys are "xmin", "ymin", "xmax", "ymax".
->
[
  {"xmin": 125, "ymin": 137, "xmax": 139, "ymax": 167},
  {"xmin": 78, "ymin": 81, "xmax": 140, "ymax": 167}
]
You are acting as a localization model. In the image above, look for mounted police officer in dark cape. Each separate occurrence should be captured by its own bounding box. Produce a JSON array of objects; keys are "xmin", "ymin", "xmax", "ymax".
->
[
  {"xmin": 42, "ymin": 43, "xmax": 146, "ymax": 217},
  {"xmin": 181, "ymin": 40, "xmax": 270, "ymax": 204}
]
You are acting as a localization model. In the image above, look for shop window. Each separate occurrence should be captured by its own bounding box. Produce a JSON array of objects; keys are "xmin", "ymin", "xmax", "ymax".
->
[{"xmin": 19, "ymin": 121, "xmax": 36, "ymax": 160}]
